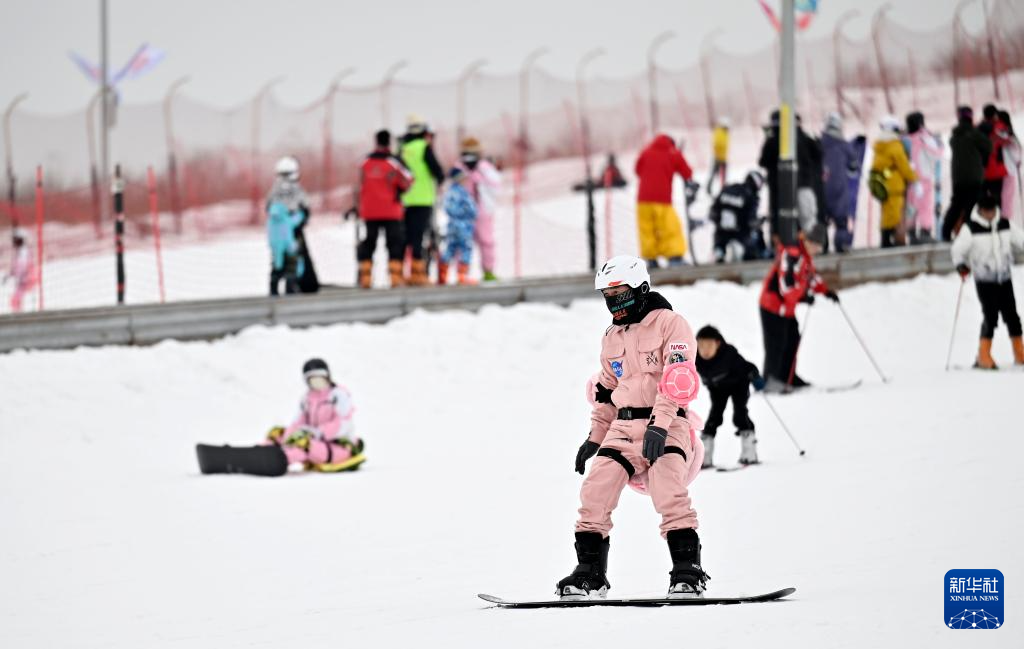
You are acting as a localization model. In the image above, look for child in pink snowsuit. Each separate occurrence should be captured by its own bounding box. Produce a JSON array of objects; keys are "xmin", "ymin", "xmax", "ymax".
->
[
  {"xmin": 557, "ymin": 255, "xmax": 708, "ymax": 601},
  {"xmin": 904, "ymin": 112, "xmax": 943, "ymax": 242},
  {"xmin": 5, "ymin": 229, "xmax": 37, "ymax": 313},
  {"xmin": 459, "ymin": 137, "xmax": 502, "ymax": 281},
  {"xmin": 266, "ymin": 358, "xmax": 365, "ymax": 471}
]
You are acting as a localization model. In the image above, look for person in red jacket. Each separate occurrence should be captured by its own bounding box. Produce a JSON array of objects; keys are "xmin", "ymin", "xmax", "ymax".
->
[
  {"xmin": 355, "ymin": 130, "xmax": 413, "ymax": 288},
  {"xmin": 759, "ymin": 237, "xmax": 838, "ymax": 392},
  {"xmin": 980, "ymin": 104, "xmax": 1011, "ymax": 211},
  {"xmin": 634, "ymin": 135, "xmax": 694, "ymax": 268}
]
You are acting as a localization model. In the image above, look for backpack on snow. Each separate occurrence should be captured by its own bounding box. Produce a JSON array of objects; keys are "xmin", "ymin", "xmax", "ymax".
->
[{"xmin": 867, "ymin": 169, "xmax": 889, "ymax": 201}]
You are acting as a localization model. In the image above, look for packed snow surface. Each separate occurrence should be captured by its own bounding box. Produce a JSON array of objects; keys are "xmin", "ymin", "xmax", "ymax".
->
[{"xmin": 2, "ymin": 270, "xmax": 1023, "ymax": 647}]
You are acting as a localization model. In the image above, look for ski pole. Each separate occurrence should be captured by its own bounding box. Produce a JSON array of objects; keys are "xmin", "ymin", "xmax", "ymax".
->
[
  {"xmin": 836, "ymin": 301, "xmax": 888, "ymax": 383},
  {"xmin": 945, "ymin": 278, "xmax": 967, "ymax": 372},
  {"xmin": 786, "ymin": 306, "xmax": 813, "ymax": 387},
  {"xmin": 760, "ymin": 393, "xmax": 805, "ymax": 457}
]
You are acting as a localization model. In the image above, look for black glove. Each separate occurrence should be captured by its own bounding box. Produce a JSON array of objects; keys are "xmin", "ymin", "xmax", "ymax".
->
[
  {"xmin": 750, "ymin": 373, "xmax": 766, "ymax": 392},
  {"xmin": 343, "ymin": 207, "xmax": 358, "ymax": 221},
  {"xmin": 594, "ymin": 382, "xmax": 613, "ymax": 404},
  {"xmin": 825, "ymin": 289, "xmax": 840, "ymax": 303},
  {"xmin": 575, "ymin": 440, "xmax": 600, "ymax": 474},
  {"xmin": 801, "ymin": 293, "xmax": 816, "ymax": 306},
  {"xmin": 957, "ymin": 264, "xmax": 970, "ymax": 279},
  {"xmin": 642, "ymin": 425, "xmax": 668, "ymax": 464}
]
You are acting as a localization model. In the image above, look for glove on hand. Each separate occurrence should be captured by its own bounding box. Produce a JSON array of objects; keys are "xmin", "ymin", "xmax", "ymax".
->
[
  {"xmin": 285, "ymin": 428, "xmax": 314, "ymax": 449},
  {"xmin": 575, "ymin": 440, "xmax": 600, "ymax": 474},
  {"xmin": 266, "ymin": 426, "xmax": 286, "ymax": 444},
  {"xmin": 642, "ymin": 425, "xmax": 668, "ymax": 464},
  {"xmin": 750, "ymin": 373, "xmax": 767, "ymax": 391},
  {"xmin": 825, "ymin": 289, "xmax": 840, "ymax": 303},
  {"xmin": 594, "ymin": 382, "xmax": 614, "ymax": 404},
  {"xmin": 957, "ymin": 264, "xmax": 970, "ymax": 279}
]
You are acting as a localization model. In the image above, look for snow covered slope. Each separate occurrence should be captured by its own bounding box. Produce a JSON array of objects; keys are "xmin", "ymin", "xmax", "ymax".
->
[{"xmin": 2, "ymin": 270, "xmax": 1022, "ymax": 647}]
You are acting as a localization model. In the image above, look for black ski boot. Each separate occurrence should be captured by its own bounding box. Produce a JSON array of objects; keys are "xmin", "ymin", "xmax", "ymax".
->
[
  {"xmin": 555, "ymin": 532, "xmax": 610, "ymax": 600},
  {"xmin": 666, "ymin": 528, "xmax": 709, "ymax": 598}
]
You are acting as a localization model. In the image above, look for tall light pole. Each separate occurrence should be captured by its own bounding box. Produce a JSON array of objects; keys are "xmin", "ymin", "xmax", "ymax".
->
[
  {"xmin": 953, "ymin": 0, "xmax": 978, "ymax": 109},
  {"xmin": 456, "ymin": 58, "xmax": 487, "ymax": 144},
  {"xmin": 163, "ymin": 76, "xmax": 189, "ymax": 233},
  {"xmin": 871, "ymin": 3, "xmax": 894, "ymax": 115},
  {"xmin": 778, "ymin": 0, "xmax": 798, "ymax": 247},
  {"xmin": 3, "ymin": 93, "xmax": 28, "ymax": 226},
  {"xmin": 85, "ymin": 90, "xmax": 102, "ymax": 235},
  {"xmin": 380, "ymin": 60, "xmax": 408, "ymax": 131},
  {"xmin": 518, "ymin": 47, "xmax": 548, "ymax": 164},
  {"xmin": 323, "ymin": 67, "xmax": 355, "ymax": 212},
  {"xmin": 99, "ymin": 0, "xmax": 111, "ymax": 225},
  {"xmin": 699, "ymin": 28, "xmax": 724, "ymax": 129},
  {"xmin": 647, "ymin": 31, "xmax": 675, "ymax": 136},
  {"xmin": 833, "ymin": 10, "xmax": 859, "ymax": 118},
  {"xmin": 249, "ymin": 76, "xmax": 284, "ymax": 224},
  {"xmin": 981, "ymin": 0, "xmax": 1001, "ymax": 100},
  {"xmin": 577, "ymin": 48, "xmax": 605, "ymax": 272}
]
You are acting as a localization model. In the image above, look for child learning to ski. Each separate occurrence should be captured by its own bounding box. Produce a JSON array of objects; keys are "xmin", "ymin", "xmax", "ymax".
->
[
  {"xmin": 951, "ymin": 190, "xmax": 1024, "ymax": 368},
  {"xmin": 438, "ymin": 167, "xmax": 478, "ymax": 285},
  {"xmin": 265, "ymin": 358, "xmax": 366, "ymax": 471},
  {"xmin": 560, "ymin": 255, "xmax": 708, "ymax": 600},
  {"xmin": 694, "ymin": 325, "xmax": 765, "ymax": 468}
]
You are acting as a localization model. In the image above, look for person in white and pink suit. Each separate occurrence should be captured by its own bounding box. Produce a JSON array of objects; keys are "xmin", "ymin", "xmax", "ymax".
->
[
  {"xmin": 458, "ymin": 137, "xmax": 502, "ymax": 281},
  {"xmin": 903, "ymin": 111, "xmax": 944, "ymax": 243},
  {"xmin": 556, "ymin": 255, "xmax": 709, "ymax": 601},
  {"xmin": 4, "ymin": 228, "xmax": 37, "ymax": 313}
]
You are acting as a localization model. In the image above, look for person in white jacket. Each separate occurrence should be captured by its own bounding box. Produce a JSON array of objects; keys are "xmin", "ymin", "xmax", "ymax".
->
[{"xmin": 951, "ymin": 190, "xmax": 1024, "ymax": 368}]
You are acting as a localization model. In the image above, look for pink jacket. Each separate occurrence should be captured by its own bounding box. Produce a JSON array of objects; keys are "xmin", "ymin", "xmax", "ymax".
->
[
  {"xmin": 285, "ymin": 386, "xmax": 355, "ymax": 441},
  {"xmin": 589, "ymin": 308, "xmax": 698, "ymax": 444}
]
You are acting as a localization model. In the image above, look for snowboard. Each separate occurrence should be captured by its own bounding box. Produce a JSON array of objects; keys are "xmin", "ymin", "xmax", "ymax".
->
[
  {"xmin": 478, "ymin": 587, "xmax": 795, "ymax": 609},
  {"xmin": 196, "ymin": 444, "xmax": 289, "ymax": 477}
]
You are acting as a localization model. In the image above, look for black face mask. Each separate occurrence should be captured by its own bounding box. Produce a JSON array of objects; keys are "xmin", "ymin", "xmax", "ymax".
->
[
  {"xmin": 461, "ymin": 153, "xmax": 480, "ymax": 170},
  {"xmin": 604, "ymin": 283, "xmax": 648, "ymax": 323}
]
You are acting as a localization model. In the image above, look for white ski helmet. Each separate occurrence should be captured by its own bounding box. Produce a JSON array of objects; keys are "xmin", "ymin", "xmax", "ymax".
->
[
  {"xmin": 879, "ymin": 114, "xmax": 901, "ymax": 133},
  {"xmin": 595, "ymin": 255, "xmax": 650, "ymax": 291},
  {"xmin": 275, "ymin": 156, "xmax": 300, "ymax": 181}
]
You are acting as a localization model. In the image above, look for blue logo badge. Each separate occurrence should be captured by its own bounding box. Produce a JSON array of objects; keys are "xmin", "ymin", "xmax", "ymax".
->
[
  {"xmin": 945, "ymin": 569, "xmax": 1003, "ymax": 629},
  {"xmin": 610, "ymin": 360, "xmax": 624, "ymax": 378}
]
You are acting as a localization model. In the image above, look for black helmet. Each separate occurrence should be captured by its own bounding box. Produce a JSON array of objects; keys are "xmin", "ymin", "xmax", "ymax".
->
[
  {"xmin": 745, "ymin": 170, "xmax": 765, "ymax": 191},
  {"xmin": 302, "ymin": 358, "xmax": 331, "ymax": 381}
]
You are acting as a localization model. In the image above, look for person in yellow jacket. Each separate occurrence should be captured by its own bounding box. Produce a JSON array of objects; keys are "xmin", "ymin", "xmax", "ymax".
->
[
  {"xmin": 871, "ymin": 115, "xmax": 917, "ymax": 248},
  {"xmin": 707, "ymin": 117, "xmax": 730, "ymax": 196}
]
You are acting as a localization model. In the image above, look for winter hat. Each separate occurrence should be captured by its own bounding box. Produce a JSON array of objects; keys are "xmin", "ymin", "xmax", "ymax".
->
[
  {"xmin": 978, "ymin": 189, "xmax": 999, "ymax": 211},
  {"xmin": 957, "ymin": 105, "xmax": 973, "ymax": 123},
  {"xmin": 449, "ymin": 167, "xmax": 467, "ymax": 182},
  {"xmin": 406, "ymin": 113, "xmax": 428, "ymax": 135},
  {"xmin": 695, "ymin": 325, "xmax": 724, "ymax": 343},
  {"xmin": 879, "ymin": 114, "xmax": 901, "ymax": 133},
  {"xmin": 825, "ymin": 111, "xmax": 843, "ymax": 133},
  {"xmin": 302, "ymin": 358, "xmax": 331, "ymax": 381},
  {"xmin": 717, "ymin": 116, "xmax": 731, "ymax": 128},
  {"xmin": 983, "ymin": 104, "xmax": 998, "ymax": 121},
  {"xmin": 905, "ymin": 111, "xmax": 924, "ymax": 134},
  {"xmin": 460, "ymin": 136, "xmax": 482, "ymax": 154},
  {"xmin": 744, "ymin": 170, "xmax": 765, "ymax": 191}
]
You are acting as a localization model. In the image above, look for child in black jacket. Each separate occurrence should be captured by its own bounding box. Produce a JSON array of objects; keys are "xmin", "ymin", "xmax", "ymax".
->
[{"xmin": 695, "ymin": 325, "xmax": 765, "ymax": 468}]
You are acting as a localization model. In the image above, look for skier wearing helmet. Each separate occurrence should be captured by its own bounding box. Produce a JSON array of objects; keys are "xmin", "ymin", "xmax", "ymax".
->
[
  {"xmin": 557, "ymin": 255, "xmax": 708, "ymax": 600},
  {"xmin": 708, "ymin": 170, "xmax": 765, "ymax": 263},
  {"xmin": 266, "ymin": 156, "xmax": 319, "ymax": 294}
]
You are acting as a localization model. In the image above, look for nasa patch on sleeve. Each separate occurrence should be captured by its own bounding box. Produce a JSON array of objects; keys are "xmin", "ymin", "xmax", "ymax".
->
[{"xmin": 668, "ymin": 342, "xmax": 689, "ymax": 364}]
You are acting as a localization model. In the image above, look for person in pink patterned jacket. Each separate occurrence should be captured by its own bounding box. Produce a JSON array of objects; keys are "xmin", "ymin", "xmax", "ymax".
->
[
  {"xmin": 4, "ymin": 228, "xmax": 38, "ymax": 313},
  {"xmin": 903, "ymin": 111, "xmax": 944, "ymax": 243},
  {"xmin": 458, "ymin": 137, "xmax": 502, "ymax": 281},
  {"xmin": 556, "ymin": 255, "xmax": 708, "ymax": 601},
  {"xmin": 265, "ymin": 358, "xmax": 365, "ymax": 472}
]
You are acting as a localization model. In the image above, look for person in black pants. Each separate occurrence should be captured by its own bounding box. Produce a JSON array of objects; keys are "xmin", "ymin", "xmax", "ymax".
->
[
  {"xmin": 943, "ymin": 106, "xmax": 992, "ymax": 241},
  {"xmin": 695, "ymin": 325, "xmax": 766, "ymax": 468}
]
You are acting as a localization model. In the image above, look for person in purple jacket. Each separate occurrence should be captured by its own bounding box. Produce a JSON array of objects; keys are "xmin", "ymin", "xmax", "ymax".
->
[{"xmin": 820, "ymin": 112, "xmax": 861, "ymax": 253}]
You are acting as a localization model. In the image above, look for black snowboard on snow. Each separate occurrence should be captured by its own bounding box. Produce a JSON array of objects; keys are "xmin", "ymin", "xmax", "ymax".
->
[
  {"xmin": 478, "ymin": 587, "xmax": 795, "ymax": 609},
  {"xmin": 196, "ymin": 444, "xmax": 289, "ymax": 477}
]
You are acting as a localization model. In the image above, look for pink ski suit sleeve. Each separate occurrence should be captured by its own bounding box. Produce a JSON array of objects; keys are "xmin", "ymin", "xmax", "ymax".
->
[
  {"xmin": 589, "ymin": 332, "xmax": 619, "ymax": 445},
  {"xmin": 650, "ymin": 313, "xmax": 698, "ymax": 431},
  {"xmin": 284, "ymin": 386, "xmax": 355, "ymax": 440}
]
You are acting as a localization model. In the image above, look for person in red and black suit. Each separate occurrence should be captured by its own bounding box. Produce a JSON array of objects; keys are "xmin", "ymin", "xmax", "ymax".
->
[
  {"xmin": 759, "ymin": 238, "xmax": 838, "ymax": 392},
  {"xmin": 355, "ymin": 130, "xmax": 413, "ymax": 288}
]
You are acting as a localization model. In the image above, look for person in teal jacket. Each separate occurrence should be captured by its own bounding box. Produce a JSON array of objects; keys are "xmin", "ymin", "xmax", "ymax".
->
[
  {"xmin": 400, "ymin": 114, "xmax": 445, "ymax": 285},
  {"xmin": 267, "ymin": 202, "xmax": 306, "ymax": 295}
]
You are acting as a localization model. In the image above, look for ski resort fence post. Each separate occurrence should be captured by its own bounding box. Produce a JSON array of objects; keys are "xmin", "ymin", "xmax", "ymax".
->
[
  {"xmin": 34, "ymin": 165, "xmax": 44, "ymax": 310},
  {"xmin": 871, "ymin": 5, "xmax": 895, "ymax": 116},
  {"xmin": 514, "ymin": 148, "xmax": 523, "ymax": 279},
  {"xmin": 113, "ymin": 164, "xmax": 126, "ymax": 305},
  {"xmin": 603, "ymin": 168, "xmax": 613, "ymax": 260},
  {"xmin": 945, "ymin": 278, "xmax": 967, "ymax": 371},
  {"xmin": 147, "ymin": 166, "xmax": 166, "ymax": 303}
]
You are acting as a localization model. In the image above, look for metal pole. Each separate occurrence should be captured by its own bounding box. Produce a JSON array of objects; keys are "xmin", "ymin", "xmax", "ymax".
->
[
  {"xmin": 982, "ymin": 0, "xmax": 1001, "ymax": 100},
  {"xmin": 577, "ymin": 48, "xmax": 605, "ymax": 271},
  {"xmin": 833, "ymin": 11, "xmax": 859, "ymax": 118},
  {"xmin": 99, "ymin": 0, "xmax": 110, "ymax": 226},
  {"xmin": 699, "ymin": 29, "xmax": 724, "ymax": 129},
  {"xmin": 113, "ymin": 163, "xmax": 125, "ymax": 304},
  {"xmin": 945, "ymin": 279, "xmax": 967, "ymax": 371},
  {"xmin": 323, "ymin": 67, "xmax": 354, "ymax": 212},
  {"xmin": 871, "ymin": 4, "xmax": 895, "ymax": 115},
  {"xmin": 249, "ymin": 76, "xmax": 284, "ymax": 225},
  {"xmin": 456, "ymin": 59, "xmax": 486, "ymax": 144},
  {"xmin": 647, "ymin": 32, "xmax": 674, "ymax": 136},
  {"xmin": 837, "ymin": 301, "xmax": 889, "ymax": 382},
  {"xmin": 86, "ymin": 91, "xmax": 102, "ymax": 237},
  {"xmin": 3, "ymin": 93, "xmax": 28, "ymax": 228},
  {"xmin": 760, "ymin": 393, "xmax": 806, "ymax": 456},
  {"xmin": 380, "ymin": 60, "xmax": 408, "ymax": 131},
  {"xmin": 163, "ymin": 76, "xmax": 189, "ymax": 234},
  {"xmin": 518, "ymin": 48, "xmax": 548, "ymax": 167},
  {"xmin": 778, "ymin": 0, "xmax": 799, "ymax": 246}
]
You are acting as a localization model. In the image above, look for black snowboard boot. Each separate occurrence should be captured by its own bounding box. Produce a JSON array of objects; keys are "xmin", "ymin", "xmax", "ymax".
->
[
  {"xmin": 555, "ymin": 532, "xmax": 610, "ymax": 600},
  {"xmin": 666, "ymin": 528, "xmax": 709, "ymax": 598}
]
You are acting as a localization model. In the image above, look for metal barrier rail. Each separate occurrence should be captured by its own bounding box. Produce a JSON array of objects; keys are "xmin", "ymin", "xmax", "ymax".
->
[{"xmin": 0, "ymin": 245, "xmax": 956, "ymax": 353}]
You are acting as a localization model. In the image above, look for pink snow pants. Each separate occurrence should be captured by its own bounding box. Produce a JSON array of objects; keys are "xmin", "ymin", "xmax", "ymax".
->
[
  {"xmin": 906, "ymin": 180, "xmax": 936, "ymax": 233},
  {"xmin": 474, "ymin": 213, "xmax": 496, "ymax": 272},
  {"xmin": 280, "ymin": 439, "xmax": 355, "ymax": 465},
  {"xmin": 576, "ymin": 419, "xmax": 697, "ymax": 538}
]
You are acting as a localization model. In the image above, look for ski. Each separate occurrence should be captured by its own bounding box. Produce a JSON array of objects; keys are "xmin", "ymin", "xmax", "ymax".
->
[
  {"xmin": 196, "ymin": 443, "xmax": 289, "ymax": 477},
  {"xmin": 819, "ymin": 380, "xmax": 863, "ymax": 393},
  {"xmin": 478, "ymin": 587, "xmax": 795, "ymax": 609},
  {"xmin": 716, "ymin": 462, "xmax": 759, "ymax": 473}
]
